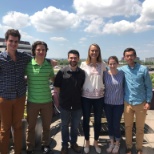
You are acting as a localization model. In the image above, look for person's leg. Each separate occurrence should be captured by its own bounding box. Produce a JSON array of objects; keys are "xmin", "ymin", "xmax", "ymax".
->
[
  {"xmin": 93, "ymin": 97, "xmax": 104, "ymax": 154},
  {"xmin": 93, "ymin": 97, "xmax": 103, "ymax": 141},
  {"xmin": 0, "ymin": 97, "xmax": 13, "ymax": 154},
  {"xmin": 112, "ymin": 104, "xmax": 124, "ymax": 153},
  {"xmin": 113, "ymin": 104, "xmax": 124, "ymax": 142},
  {"xmin": 104, "ymin": 104, "xmax": 115, "ymax": 153},
  {"xmin": 81, "ymin": 97, "xmax": 92, "ymax": 148},
  {"xmin": 60, "ymin": 107, "xmax": 70, "ymax": 148},
  {"xmin": 124, "ymin": 102, "xmax": 134, "ymax": 153},
  {"xmin": 104, "ymin": 104, "xmax": 114, "ymax": 141},
  {"xmin": 134, "ymin": 102, "xmax": 147, "ymax": 152},
  {"xmin": 70, "ymin": 109, "xmax": 82, "ymax": 153},
  {"xmin": 26, "ymin": 102, "xmax": 40, "ymax": 151},
  {"xmin": 70, "ymin": 109, "xmax": 82, "ymax": 145},
  {"xmin": 12, "ymin": 95, "xmax": 26, "ymax": 154},
  {"xmin": 41, "ymin": 102, "xmax": 53, "ymax": 146}
]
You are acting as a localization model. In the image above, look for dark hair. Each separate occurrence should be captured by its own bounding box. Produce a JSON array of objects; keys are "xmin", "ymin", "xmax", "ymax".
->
[
  {"xmin": 108, "ymin": 56, "xmax": 119, "ymax": 64},
  {"xmin": 68, "ymin": 50, "xmax": 80, "ymax": 58},
  {"xmin": 5, "ymin": 29, "xmax": 21, "ymax": 41},
  {"xmin": 32, "ymin": 41, "xmax": 48, "ymax": 56},
  {"xmin": 86, "ymin": 43, "xmax": 102, "ymax": 64},
  {"xmin": 123, "ymin": 48, "xmax": 136, "ymax": 57}
]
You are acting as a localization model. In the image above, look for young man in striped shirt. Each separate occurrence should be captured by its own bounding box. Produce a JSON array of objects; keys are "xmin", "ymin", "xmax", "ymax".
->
[{"xmin": 26, "ymin": 41, "xmax": 54, "ymax": 154}]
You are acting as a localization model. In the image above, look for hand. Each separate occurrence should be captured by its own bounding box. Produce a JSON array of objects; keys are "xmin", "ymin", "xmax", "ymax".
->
[
  {"xmin": 143, "ymin": 103, "xmax": 150, "ymax": 110},
  {"xmin": 50, "ymin": 59, "xmax": 58, "ymax": 67}
]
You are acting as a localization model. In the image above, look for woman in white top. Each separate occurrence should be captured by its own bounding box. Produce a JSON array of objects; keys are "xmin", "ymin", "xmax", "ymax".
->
[{"xmin": 80, "ymin": 43, "xmax": 106, "ymax": 154}]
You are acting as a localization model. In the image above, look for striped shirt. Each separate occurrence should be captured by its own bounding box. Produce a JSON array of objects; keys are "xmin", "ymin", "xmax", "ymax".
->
[
  {"xmin": 104, "ymin": 70, "xmax": 124, "ymax": 105},
  {"xmin": 26, "ymin": 58, "xmax": 54, "ymax": 103},
  {"xmin": 0, "ymin": 51, "xmax": 31, "ymax": 99}
]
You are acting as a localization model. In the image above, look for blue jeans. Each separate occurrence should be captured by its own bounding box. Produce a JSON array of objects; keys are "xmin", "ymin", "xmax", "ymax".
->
[
  {"xmin": 60, "ymin": 107, "xmax": 82, "ymax": 147},
  {"xmin": 82, "ymin": 97, "xmax": 104, "ymax": 141},
  {"xmin": 104, "ymin": 104, "xmax": 124, "ymax": 141}
]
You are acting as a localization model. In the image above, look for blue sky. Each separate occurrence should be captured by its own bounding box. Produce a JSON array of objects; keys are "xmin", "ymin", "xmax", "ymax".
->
[{"xmin": 0, "ymin": 0, "xmax": 154, "ymax": 60}]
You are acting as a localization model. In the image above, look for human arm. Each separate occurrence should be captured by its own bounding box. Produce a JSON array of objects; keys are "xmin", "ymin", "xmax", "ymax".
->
[
  {"xmin": 50, "ymin": 59, "xmax": 58, "ymax": 67},
  {"xmin": 144, "ymin": 67, "xmax": 153, "ymax": 107}
]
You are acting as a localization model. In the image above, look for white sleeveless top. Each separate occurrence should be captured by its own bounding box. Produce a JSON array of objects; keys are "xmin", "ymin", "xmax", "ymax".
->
[{"xmin": 80, "ymin": 61, "xmax": 106, "ymax": 99}]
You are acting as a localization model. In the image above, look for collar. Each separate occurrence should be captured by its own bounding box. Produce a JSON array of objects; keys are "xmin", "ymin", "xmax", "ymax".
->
[
  {"xmin": 68, "ymin": 65, "xmax": 79, "ymax": 72},
  {"xmin": 127, "ymin": 62, "xmax": 139, "ymax": 69},
  {"xmin": 31, "ymin": 58, "xmax": 48, "ymax": 66},
  {"xmin": 89, "ymin": 62, "xmax": 99, "ymax": 67},
  {"xmin": 2, "ymin": 50, "xmax": 18, "ymax": 58}
]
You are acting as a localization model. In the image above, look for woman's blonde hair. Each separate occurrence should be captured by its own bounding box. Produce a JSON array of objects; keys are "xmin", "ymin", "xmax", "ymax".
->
[{"xmin": 86, "ymin": 43, "xmax": 102, "ymax": 64}]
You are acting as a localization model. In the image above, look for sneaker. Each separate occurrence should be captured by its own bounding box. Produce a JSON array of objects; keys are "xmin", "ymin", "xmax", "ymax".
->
[
  {"xmin": 112, "ymin": 145, "xmax": 119, "ymax": 154},
  {"xmin": 42, "ymin": 145, "xmax": 53, "ymax": 154},
  {"xmin": 71, "ymin": 143, "xmax": 82, "ymax": 153},
  {"xmin": 60, "ymin": 147, "xmax": 68, "ymax": 154},
  {"xmin": 106, "ymin": 144, "xmax": 114, "ymax": 153}
]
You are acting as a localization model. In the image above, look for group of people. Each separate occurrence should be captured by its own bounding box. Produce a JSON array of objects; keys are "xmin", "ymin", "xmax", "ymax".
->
[
  {"xmin": 0, "ymin": 29, "xmax": 56, "ymax": 154},
  {"xmin": 54, "ymin": 44, "xmax": 152, "ymax": 154},
  {"xmin": 0, "ymin": 28, "xmax": 153, "ymax": 154}
]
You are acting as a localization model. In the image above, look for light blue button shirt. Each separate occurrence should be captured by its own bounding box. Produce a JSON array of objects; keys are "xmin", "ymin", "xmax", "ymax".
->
[{"xmin": 119, "ymin": 63, "xmax": 152, "ymax": 105}]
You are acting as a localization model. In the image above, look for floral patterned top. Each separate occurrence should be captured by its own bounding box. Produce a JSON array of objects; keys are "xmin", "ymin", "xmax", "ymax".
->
[{"xmin": 80, "ymin": 61, "xmax": 106, "ymax": 99}]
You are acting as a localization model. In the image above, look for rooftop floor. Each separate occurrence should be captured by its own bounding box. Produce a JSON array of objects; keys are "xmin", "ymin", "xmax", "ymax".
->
[{"xmin": 9, "ymin": 110, "xmax": 154, "ymax": 154}]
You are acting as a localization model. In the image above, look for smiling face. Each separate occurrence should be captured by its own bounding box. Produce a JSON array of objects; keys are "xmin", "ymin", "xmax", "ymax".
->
[
  {"xmin": 68, "ymin": 53, "xmax": 79, "ymax": 67},
  {"xmin": 108, "ymin": 58, "xmax": 118, "ymax": 70},
  {"xmin": 35, "ymin": 44, "xmax": 46, "ymax": 59},
  {"xmin": 5, "ymin": 35, "xmax": 19, "ymax": 52},
  {"xmin": 89, "ymin": 45, "xmax": 100, "ymax": 61}
]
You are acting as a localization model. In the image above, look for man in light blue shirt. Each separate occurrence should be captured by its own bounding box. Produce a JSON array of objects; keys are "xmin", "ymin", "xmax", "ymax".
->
[{"xmin": 119, "ymin": 48, "xmax": 152, "ymax": 154}]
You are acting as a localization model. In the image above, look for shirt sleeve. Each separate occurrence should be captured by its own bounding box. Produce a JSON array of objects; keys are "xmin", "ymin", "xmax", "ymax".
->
[
  {"xmin": 54, "ymin": 70, "xmax": 63, "ymax": 88},
  {"xmin": 144, "ymin": 67, "xmax": 153, "ymax": 103}
]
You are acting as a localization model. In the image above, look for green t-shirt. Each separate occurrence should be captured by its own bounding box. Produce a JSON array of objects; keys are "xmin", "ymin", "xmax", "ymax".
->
[{"xmin": 26, "ymin": 58, "xmax": 54, "ymax": 103}]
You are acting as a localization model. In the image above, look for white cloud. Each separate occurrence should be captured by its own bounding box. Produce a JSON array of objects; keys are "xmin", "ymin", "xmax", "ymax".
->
[
  {"xmin": 73, "ymin": 0, "xmax": 142, "ymax": 17},
  {"xmin": 103, "ymin": 20, "xmax": 134, "ymax": 34},
  {"xmin": 2, "ymin": 11, "xmax": 30, "ymax": 29},
  {"xmin": 19, "ymin": 31, "xmax": 37, "ymax": 43},
  {"xmin": 50, "ymin": 37, "xmax": 68, "ymax": 41},
  {"xmin": 30, "ymin": 6, "xmax": 80, "ymax": 32},
  {"xmin": 84, "ymin": 18, "xmax": 104, "ymax": 34},
  {"xmin": 74, "ymin": 0, "xmax": 154, "ymax": 34}
]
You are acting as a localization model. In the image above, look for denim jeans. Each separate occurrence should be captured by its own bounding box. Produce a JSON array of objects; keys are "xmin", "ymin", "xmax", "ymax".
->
[
  {"xmin": 82, "ymin": 97, "xmax": 104, "ymax": 141},
  {"xmin": 104, "ymin": 104, "xmax": 124, "ymax": 141},
  {"xmin": 60, "ymin": 107, "xmax": 82, "ymax": 147}
]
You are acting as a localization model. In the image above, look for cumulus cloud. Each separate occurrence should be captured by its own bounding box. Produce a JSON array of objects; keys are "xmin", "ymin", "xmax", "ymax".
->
[
  {"xmin": 103, "ymin": 20, "xmax": 134, "ymax": 34},
  {"xmin": 73, "ymin": 0, "xmax": 142, "ymax": 17},
  {"xmin": 30, "ymin": 6, "xmax": 80, "ymax": 32},
  {"xmin": 2, "ymin": 11, "xmax": 30, "ymax": 29},
  {"xmin": 73, "ymin": 0, "xmax": 154, "ymax": 34},
  {"xmin": 50, "ymin": 37, "xmax": 68, "ymax": 41}
]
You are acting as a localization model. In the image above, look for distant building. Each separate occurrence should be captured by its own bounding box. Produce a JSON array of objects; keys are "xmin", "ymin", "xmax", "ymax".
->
[
  {"xmin": 0, "ymin": 38, "xmax": 32, "ymax": 54},
  {"xmin": 145, "ymin": 57, "xmax": 154, "ymax": 63}
]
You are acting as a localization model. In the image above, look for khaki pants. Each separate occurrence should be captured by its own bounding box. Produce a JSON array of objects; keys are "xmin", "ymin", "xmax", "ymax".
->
[
  {"xmin": 26, "ymin": 102, "xmax": 53, "ymax": 151},
  {"xmin": 124, "ymin": 102, "xmax": 147, "ymax": 150},
  {"xmin": 0, "ymin": 96, "xmax": 26, "ymax": 154}
]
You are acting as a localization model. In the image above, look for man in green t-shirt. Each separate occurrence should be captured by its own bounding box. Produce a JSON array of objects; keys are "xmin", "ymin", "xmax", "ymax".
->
[{"xmin": 25, "ymin": 41, "xmax": 54, "ymax": 154}]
